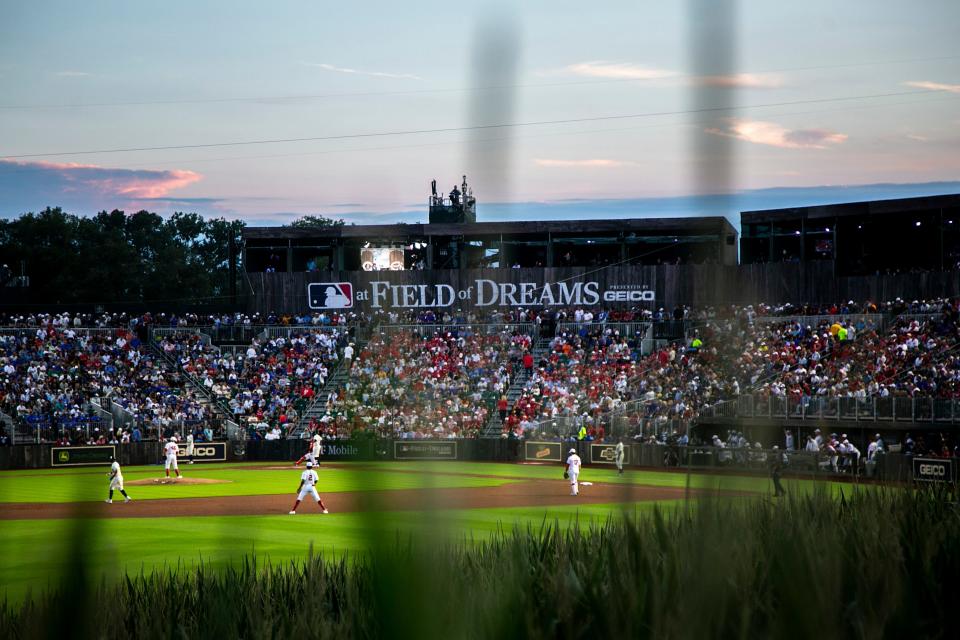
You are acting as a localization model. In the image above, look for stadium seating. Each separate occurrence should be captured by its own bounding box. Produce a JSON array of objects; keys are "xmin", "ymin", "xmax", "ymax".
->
[{"xmin": 2, "ymin": 299, "xmax": 958, "ymax": 459}]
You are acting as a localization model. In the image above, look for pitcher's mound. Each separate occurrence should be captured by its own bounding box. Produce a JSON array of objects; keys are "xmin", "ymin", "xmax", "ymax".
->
[{"xmin": 126, "ymin": 478, "xmax": 232, "ymax": 486}]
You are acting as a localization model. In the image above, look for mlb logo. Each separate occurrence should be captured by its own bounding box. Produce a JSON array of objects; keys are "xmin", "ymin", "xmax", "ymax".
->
[{"xmin": 308, "ymin": 282, "xmax": 354, "ymax": 309}]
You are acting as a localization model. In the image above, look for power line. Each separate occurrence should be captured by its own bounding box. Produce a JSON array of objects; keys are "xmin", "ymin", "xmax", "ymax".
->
[
  {"xmin": 1, "ymin": 91, "xmax": 954, "ymax": 176},
  {"xmin": 1, "ymin": 54, "xmax": 957, "ymax": 111},
  {"xmin": 0, "ymin": 89, "xmax": 943, "ymax": 160}
]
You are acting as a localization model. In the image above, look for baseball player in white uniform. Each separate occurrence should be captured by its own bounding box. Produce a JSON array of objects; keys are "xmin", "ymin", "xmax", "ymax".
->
[
  {"xmin": 186, "ymin": 433, "xmax": 195, "ymax": 464},
  {"xmin": 565, "ymin": 448, "xmax": 582, "ymax": 496},
  {"xmin": 295, "ymin": 435, "xmax": 322, "ymax": 467},
  {"xmin": 105, "ymin": 455, "xmax": 131, "ymax": 503},
  {"xmin": 615, "ymin": 438, "xmax": 625, "ymax": 475},
  {"xmin": 289, "ymin": 462, "xmax": 328, "ymax": 514},
  {"xmin": 164, "ymin": 436, "xmax": 183, "ymax": 479}
]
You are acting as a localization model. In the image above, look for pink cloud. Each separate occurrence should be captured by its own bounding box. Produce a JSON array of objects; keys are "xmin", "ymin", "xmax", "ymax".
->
[
  {"xmin": 695, "ymin": 73, "xmax": 782, "ymax": 88},
  {"xmin": 534, "ymin": 158, "xmax": 634, "ymax": 168},
  {"xmin": 905, "ymin": 80, "xmax": 960, "ymax": 94},
  {"xmin": 560, "ymin": 61, "xmax": 676, "ymax": 80},
  {"xmin": 0, "ymin": 159, "xmax": 202, "ymax": 215},
  {"xmin": 706, "ymin": 118, "xmax": 847, "ymax": 149},
  {"xmin": 0, "ymin": 159, "xmax": 201, "ymax": 198},
  {"xmin": 553, "ymin": 62, "xmax": 781, "ymax": 89}
]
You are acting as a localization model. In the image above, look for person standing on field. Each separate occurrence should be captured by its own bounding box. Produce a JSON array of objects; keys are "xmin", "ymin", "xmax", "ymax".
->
[
  {"xmin": 186, "ymin": 432, "xmax": 195, "ymax": 464},
  {"xmin": 769, "ymin": 447, "xmax": 787, "ymax": 497},
  {"xmin": 289, "ymin": 462, "xmax": 328, "ymax": 514},
  {"xmin": 565, "ymin": 448, "xmax": 582, "ymax": 496},
  {"xmin": 164, "ymin": 436, "xmax": 183, "ymax": 479},
  {"xmin": 615, "ymin": 438, "xmax": 625, "ymax": 475},
  {"xmin": 105, "ymin": 455, "xmax": 132, "ymax": 503}
]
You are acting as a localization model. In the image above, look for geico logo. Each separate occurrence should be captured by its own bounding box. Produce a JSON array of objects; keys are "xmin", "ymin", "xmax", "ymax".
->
[
  {"xmin": 602, "ymin": 290, "xmax": 655, "ymax": 302},
  {"xmin": 919, "ymin": 464, "xmax": 946, "ymax": 476},
  {"xmin": 194, "ymin": 447, "xmax": 217, "ymax": 456}
]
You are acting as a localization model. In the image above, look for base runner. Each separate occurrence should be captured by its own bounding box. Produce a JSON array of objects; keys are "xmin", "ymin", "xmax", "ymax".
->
[
  {"xmin": 565, "ymin": 448, "xmax": 582, "ymax": 496},
  {"xmin": 164, "ymin": 436, "xmax": 183, "ymax": 479},
  {"xmin": 289, "ymin": 462, "xmax": 328, "ymax": 514},
  {"xmin": 105, "ymin": 455, "xmax": 132, "ymax": 504}
]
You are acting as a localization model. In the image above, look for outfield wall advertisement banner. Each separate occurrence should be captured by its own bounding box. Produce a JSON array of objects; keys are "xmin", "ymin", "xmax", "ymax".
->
[
  {"xmin": 590, "ymin": 443, "xmax": 629, "ymax": 465},
  {"xmin": 51, "ymin": 445, "xmax": 116, "ymax": 467},
  {"xmin": 524, "ymin": 441, "xmax": 563, "ymax": 462},
  {"xmin": 393, "ymin": 441, "xmax": 458, "ymax": 460},
  {"xmin": 308, "ymin": 278, "xmax": 653, "ymax": 310},
  {"xmin": 913, "ymin": 457, "xmax": 957, "ymax": 483},
  {"xmin": 176, "ymin": 442, "xmax": 227, "ymax": 462}
]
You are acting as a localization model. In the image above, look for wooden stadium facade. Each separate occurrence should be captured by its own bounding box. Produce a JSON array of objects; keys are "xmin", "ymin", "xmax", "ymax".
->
[{"xmin": 243, "ymin": 195, "xmax": 960, "ymax": 314}]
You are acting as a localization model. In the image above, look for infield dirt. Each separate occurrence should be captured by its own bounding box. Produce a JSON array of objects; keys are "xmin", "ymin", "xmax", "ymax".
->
[{"xmin": 0, "ymin": 479, "xmax": 720, "ymax": 520}]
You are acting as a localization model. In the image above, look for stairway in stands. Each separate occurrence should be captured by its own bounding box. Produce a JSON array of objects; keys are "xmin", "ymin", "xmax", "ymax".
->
[
  {"xmin": 148, "ymin": 341, "xmax": 235, "ymax": 423},
  {"xmin": 481, "ymin": 336, "xmax": 552, "ymax": 438},
  {"xmin": 288, "ymin": 337, "xmax": 366, "ymax": 439}
]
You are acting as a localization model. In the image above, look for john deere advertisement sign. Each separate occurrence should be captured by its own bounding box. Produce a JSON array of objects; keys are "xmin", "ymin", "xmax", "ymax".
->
[
  {"xmin": 176, "ymin": 442, "xmax": 227, "ymax": 462},
  {"xmin": 913, "ymin": 457, "xmax": 957, "ymax": 483},
  {"xmin": 524, "ymin": 441, "xmax": 562, "ymax": 462},
  {"xmin": 394, "ymin": 441, "xmax": 458, "ymax": 460},
  {"xmin": 51, "ymin": 445, "xmax": 116, "ymax": 467}
]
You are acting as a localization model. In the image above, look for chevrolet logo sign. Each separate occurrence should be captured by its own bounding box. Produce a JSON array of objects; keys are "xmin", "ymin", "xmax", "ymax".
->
[
  {"xmin": 598, "ymin": 448, "xmax": 617, "ymax": 461},
  {"xmin": 535, "ymin": 448, "xmax": 552, "ymax": 459}
]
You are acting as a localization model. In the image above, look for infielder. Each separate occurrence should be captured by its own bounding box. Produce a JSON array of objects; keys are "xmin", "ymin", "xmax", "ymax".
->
[
  {"xmin": 105, "ymin": 455, "xmax": 131, "ymax": 503},
  {"xmin": 163, "ymin": 436, "xmax": 183, "ymax": 479},
  {"xmin": 565, "ymin": 448, "xmax": 582, "ymax": 496},
  {"xmin": 615, "ymin": 438, "xmax": 625, "ymax": 475},
  {"xmin": 295, "ymin": 435, "xmax": 322, "ymax": 467},
  {"xmin": 289, "ymin": 462, "xmax": 328, "ymax": 514},
  {"xmin": 186, "ymin": 432, "xmax": 195, "ymax": 464}
]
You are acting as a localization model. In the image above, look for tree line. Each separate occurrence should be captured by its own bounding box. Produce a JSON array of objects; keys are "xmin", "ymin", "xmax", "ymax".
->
[{"xmin": 0, "ymin": 207, "xmax": 340, "ymax": 307}]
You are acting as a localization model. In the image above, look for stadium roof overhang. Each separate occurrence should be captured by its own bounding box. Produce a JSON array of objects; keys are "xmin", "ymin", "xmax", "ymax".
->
[
  {"xmin": 242, "ymin": 216, "xmax": 737, "ymax": 241},
  {"xmin": 741, "ymin": 193, "xmax": 960, "ymax": 225}
]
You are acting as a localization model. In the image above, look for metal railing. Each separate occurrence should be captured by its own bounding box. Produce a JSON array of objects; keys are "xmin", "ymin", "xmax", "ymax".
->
[
  {"xmin": 0, "ymin": 326, "xmax": 123, "ymax": 337},
  {"xmin": 555, "ymin": 321, "xmax": 651, "ymax": 337},
  {"xmin": 0, "ymin": 410, "xmax": 14, "ymax": 443},
  {"xmin": 751, "ymin": 313, "xmax": 886, "ymax": 330},
  {"xmin": 152, "ymin": 327, "xmax": 215, "ymax": 347},
  {"xmin": 258, "ymin": 325, "xmax": 348, "ymax": 340},
  {"xmin": 699, "ymin": 394, "xmax": 960, "ymax": 424},
  {"xmin": 374, "ymin": 322, "xmax": 540, "ymax": 337}
]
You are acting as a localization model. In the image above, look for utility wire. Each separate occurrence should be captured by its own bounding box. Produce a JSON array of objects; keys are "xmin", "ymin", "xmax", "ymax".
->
[
  {"xmin": 1, "ymin": 89, "xmax": 943, "ymax": 159},
  {"xmin": 1, "ymin": 54, "xmax": 957, "ymax": 110}
]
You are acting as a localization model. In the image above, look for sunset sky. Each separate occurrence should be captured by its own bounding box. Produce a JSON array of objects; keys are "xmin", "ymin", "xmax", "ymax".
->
[{"xmin": 1, "ymin": 0, "xmax": 958, "ymax": 227}]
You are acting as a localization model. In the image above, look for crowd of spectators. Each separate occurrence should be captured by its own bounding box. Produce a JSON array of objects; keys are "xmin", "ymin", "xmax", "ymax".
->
[
  {"xmin": 2, "ymin": 297, "xmax": 960, "ymax": 457},
  {"xmin": 0, "ymin": 326, "xmax": 208, "ymax": 442},
  {"xmin": 327, "ymin": 327, "xmax": 524, "ymax": 439},
  {"xmin": 158, "ymin": 328, "xmax": 345, "ymax": 438}
]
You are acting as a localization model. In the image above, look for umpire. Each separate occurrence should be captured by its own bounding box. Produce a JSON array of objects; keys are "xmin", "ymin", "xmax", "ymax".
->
[{"xmin": 769, "ymin": 446, "xmax": 786, "ymax": 497}]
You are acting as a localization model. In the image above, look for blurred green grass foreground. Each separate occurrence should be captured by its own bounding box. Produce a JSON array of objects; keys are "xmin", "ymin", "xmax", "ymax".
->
[{"xmin": 1, "ymin": 486, "xmax": 957, "ymax": 640}]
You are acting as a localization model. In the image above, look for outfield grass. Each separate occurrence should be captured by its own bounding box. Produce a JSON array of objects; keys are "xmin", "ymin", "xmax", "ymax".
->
[
  {"xmin": 3, "ymin": 487, "xmax": 955, "ymax": 639},
  {"xmin": 0, "ymin": 461, "xmax": 866, "ymax": 603}
]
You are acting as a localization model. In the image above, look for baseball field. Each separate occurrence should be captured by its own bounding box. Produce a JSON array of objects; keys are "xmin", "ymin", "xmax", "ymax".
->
[
  {"xmin": 1, "ymin": 461, "xmax": 957, "ymax": 639},
  {"xmin": 0, "ymin": 461, "xmax": 801, "ymax": 596}
]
